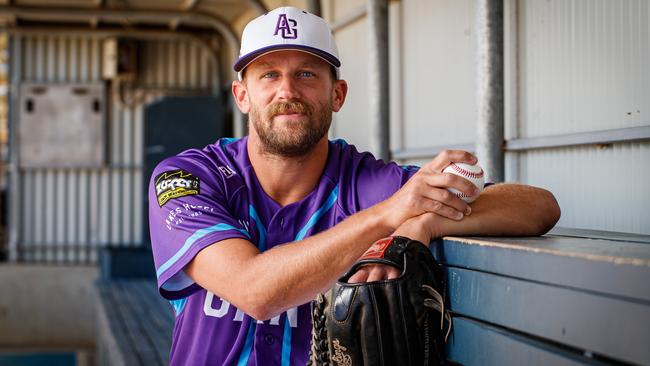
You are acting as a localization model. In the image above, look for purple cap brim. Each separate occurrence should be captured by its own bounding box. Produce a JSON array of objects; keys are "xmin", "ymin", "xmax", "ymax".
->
[{"xmin": 233, "ymin": 44, "xmax": 341, "ymax": 72}]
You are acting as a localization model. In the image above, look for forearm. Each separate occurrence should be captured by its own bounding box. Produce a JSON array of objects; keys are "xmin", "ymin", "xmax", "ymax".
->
[
  {"xmin": 256, "ymin": 206, "xmax": 395, "ymax": 311},
  {"xmin": 191, "ymin": 200, "xmax": 397, "ymax": 320},
  {"xmin": 432, "ymin": 183, "xmax": 561, "ymax": 238}
]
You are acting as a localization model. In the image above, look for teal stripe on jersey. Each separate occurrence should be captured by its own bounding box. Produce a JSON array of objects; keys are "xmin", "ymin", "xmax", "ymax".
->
[
  {"xmin": 401, "ymin": 164, "xmax": 420, "ymax": 172},
  {"xmin": 156, "ymin": 223, "xmax": 250, "ymax": 279},
  {"xmin": 169, "ymin": 298, "xmax": 187, "ymax": 316},
  {"xmin": 249, "ymin": 205, "xmax": 267, "ymax": 251},
  {"xmin": 281, "ymin": 316, "xmax": 292, "ymax": 366},
  {"xmin": 294, "ymin": 185, "xmax": 339, "ymax": 241},
  {"xmin": 219, "ymin": 137, "xmax": 240, "ymax": 147},
  {"xmin": 237, "ymin": 320, "xmax": 256, "ymax": 366}
]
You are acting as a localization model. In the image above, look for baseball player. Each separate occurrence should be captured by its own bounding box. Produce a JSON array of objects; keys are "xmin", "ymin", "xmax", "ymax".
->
[{"xmin": 148, "ymin": 6, "xmax": 560, "ymax": 365}]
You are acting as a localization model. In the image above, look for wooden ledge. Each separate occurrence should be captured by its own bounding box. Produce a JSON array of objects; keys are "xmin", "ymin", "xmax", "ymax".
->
[
  {"xmin": 442, "ymin": 234, "xmax": 650, "ymax": 267},
  {"xmin": 431, "ymin": 231, "xmax": 650, "ymax": 304},
  {"xmin": 436, "ymin": 230, "xmax": 650, "ymax": 365}
]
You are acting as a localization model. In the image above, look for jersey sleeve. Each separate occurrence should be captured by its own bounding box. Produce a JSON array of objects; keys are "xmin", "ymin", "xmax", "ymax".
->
[
  {"xmin": 337, "ymin": 143, "xmax": 419, "ymax": 214},
  {"xmin": 355, "ymin": 158, "xmax": 419, "ymax": 211},
  {"xmin": 148, "ymin": 153, "xmax": 250, "ymax": 300}
]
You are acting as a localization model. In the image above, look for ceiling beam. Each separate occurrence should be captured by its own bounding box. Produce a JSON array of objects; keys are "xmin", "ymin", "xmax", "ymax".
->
[
  {"xmin": 0, "ymin": 4, "xmax": 239, "ymax": 76},
  {"xmin": 180, "ymin": 0, "xmax": 199, "ymax": 12}
]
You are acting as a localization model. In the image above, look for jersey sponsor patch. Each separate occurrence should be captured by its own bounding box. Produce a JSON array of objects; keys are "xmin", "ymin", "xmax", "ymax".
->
[{"xmin": 155, "ymin": 170, "xmax": 200, "ymax": 207}]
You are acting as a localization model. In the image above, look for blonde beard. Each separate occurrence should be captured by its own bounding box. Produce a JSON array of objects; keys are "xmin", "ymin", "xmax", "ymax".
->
[{"xmin": 249, "ymin": 99, "xmax": 332, "ymax": 158}]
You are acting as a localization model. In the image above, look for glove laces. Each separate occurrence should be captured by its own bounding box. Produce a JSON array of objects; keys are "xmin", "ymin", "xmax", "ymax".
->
[
  {"xmin": 422, "ymin": 284, "xmax": 453, "ymax": 342},
  {"xmin": 308, "ymin": 293, "xmax": 331, "ymax": 366}
]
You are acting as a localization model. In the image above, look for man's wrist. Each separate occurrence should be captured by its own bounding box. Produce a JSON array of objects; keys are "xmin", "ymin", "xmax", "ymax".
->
[
  {"xmin": 369, "ymin": 199, "xmax": 402, "ymax": 233},
  {"xmin": 426, "ymin": 214, "xmax": 444, "ymax": 239},
  {"xmin": 362, "ymin": 200, "xmax": 400, "ymax": 238},
  {"xmin": 392, "ymin": 214, "xmax": 433, "ymax": 244},
  {"xmin": 429, "ymin": 210, "xmax": 475, "ymax": 239}
]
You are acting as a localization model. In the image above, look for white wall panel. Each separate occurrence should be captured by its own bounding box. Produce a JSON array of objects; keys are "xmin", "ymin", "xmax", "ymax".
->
[
  {"xmin": 329, "ymin": 0, "xmax": 650, "ymax": 236},
  {"xmin": 10, "ymin": 34, "xmax": 219, "ymax": 262},
  {"xmin": 331, "ymin": 0, "xmax": 477, "ymax": 155},
  {"xmin": 110, "ymin": 171, "xmax": 120, "ymax": 245},
  {"xmin": 519, "ymin": 0, "xmax": 650, "ymax": 137},
  {"xmin": 55, "ymin": 171, "xmax": 65, "ymax": 254},
  {"xmin": 519, "ymin": 142, "xmax": 650, "ymax": 235},
  {"xmin": 512, "ymin": 0, "xmax": 650, "ymax": 235},
  {"xmin": 88, "ymin": 171, "xmax": 99, "ymax": 247},
  {"xmin": 33, "ymin": 172, "xmax": 43, "ymax": 250},
  {"xmin": 98, "ymin": 170, "xmax": 110, "ymax": 247},
  {"xmin": 389, "ymin": 0, "xmax": 405, "ymax": 151},
  {"xmin": 332, "ymin": 18, "xmax": 371, "ymax": 152},
  {"xmin": 76, "ymin": 172, "xmax": 88, "ymax": 259},
  {"xmin": 401, "ymin": 0, "xmax": 477, "ymax": 149},
  {"xmin": 331, "ymin": 0, "xmax": 366, "ymax": 20},
  {"xmin": 44, "ymin": 171, "xmax": 54, "ymax": 260},
  {"xmin": 20, "ymin": 172, "xmax": 32, "ymax": 249}
]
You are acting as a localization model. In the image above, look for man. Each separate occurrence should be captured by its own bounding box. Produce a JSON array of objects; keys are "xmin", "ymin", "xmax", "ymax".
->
[{"xmin": 149, "ymin": 6, "xmax": 560, "ymax": 365}]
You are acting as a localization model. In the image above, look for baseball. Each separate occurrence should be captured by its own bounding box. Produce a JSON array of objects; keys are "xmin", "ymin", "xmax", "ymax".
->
[{"xmin": 443, "ymin": 162, "xmax": 485, "ymax": 203}]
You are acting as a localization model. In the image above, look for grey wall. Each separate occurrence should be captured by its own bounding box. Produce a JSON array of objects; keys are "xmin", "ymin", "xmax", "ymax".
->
[
  {"xmin": 0, "ymin": 264, "xmax": 98, "ymax": 349},
  {"xmin": 508, "ymin": 0, "xmax": 650, "ymax": 234},
  {"xmin": 8, "ymin": 34, "xmax": 221, "ymax": 262},
  {"xmin": 326, "ymin": 0, "xmax": 650, "ymax": 235}
]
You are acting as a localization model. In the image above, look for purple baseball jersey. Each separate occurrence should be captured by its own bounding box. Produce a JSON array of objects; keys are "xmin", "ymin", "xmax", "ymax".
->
[{"xmin": 149, "ymin": 137, "xmax": 418, "ymax": 365}]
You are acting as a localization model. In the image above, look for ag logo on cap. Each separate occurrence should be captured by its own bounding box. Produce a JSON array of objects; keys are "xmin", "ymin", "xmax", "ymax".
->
[
  {"xmin": 274, "ymin": 14, "xmax": 298, "ymax": 39},
  {"xmin": 155, "ymin": 170, "xmax": 200, "ymax": 207}
]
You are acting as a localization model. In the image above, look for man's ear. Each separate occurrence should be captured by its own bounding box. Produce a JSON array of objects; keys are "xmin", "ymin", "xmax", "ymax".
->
[
  {"xmin": 232, "ymin": 80, "xmax": 250, "ymax": 113},
  {"xmin": 331, "ymin": 80, "xmax": 348, "ymax": 112}
]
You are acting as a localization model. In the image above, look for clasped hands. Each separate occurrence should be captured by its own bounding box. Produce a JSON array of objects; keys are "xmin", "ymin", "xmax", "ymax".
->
[{"xmin": 348, "ymin": 150, "xmax": 478, "ymax": 283}]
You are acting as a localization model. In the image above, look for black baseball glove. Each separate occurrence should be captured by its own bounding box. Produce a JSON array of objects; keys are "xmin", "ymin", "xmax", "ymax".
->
[{"xmin": 308, "ymin": 236, "xmax": 451, "ymax": 365}]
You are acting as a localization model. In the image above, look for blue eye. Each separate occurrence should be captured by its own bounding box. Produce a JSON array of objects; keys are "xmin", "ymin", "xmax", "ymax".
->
[
  {"xmin": 263, "ymin": 72, "xmax": 278, "ymax": 79},
  {"xmin": 298, "ymin": 71, "xmax": 314, "ymax": 78}
]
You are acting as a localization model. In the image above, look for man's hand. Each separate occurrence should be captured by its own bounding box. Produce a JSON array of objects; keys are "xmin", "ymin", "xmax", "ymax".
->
[
  {"xmin": 381, "ymin": 150, "xmax": 479, "ymax": 229},
  {"xmin": 347, "ymin": 264, "xmax": 401, "ymax": 283},
  {"xmin": 348, "ymin": 213, "xmax": 438, "ymax": 283},
  {"xmin": 352, "ymin": 150, "xmax": 479, "ymax": 284}
]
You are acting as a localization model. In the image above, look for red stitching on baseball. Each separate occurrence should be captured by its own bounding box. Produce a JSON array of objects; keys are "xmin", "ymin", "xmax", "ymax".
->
[
  {"xmin": 450, "ymin": 163, "xmax": 484, "ymax": 179},
  {"xmin": 453, "ymin": 191, "xmax": 474, "ymax": 198}
]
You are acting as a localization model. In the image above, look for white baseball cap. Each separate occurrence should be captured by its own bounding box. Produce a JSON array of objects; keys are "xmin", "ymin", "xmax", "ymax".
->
[{"xmin": 233, "ymin": 7, "xmax": 341, "ymax": 78}]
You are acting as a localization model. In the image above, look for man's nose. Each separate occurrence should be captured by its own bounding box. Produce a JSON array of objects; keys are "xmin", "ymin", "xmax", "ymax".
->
[{"xmin": 276, "ymin": 76, "xmax": 301, "ymax": 100}]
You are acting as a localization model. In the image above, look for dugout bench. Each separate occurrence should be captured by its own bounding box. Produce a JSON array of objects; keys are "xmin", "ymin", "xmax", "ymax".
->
[
  {"xmin": 95, "ymin": 247, "xmax": 174, "ymax": 366},
  {"xmin": 94, "ymin": 229, "xmax": 650, "ymax": 366},
  {"xmin": 95, "ymin": 279, "xmax": 173, "ymax": 366},
  {"xmin": 439, "ymin": 228, "xmax": 650, "ymax": 366}
]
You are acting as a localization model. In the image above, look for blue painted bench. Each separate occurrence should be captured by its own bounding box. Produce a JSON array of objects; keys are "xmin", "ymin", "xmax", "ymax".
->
[
  {"xmin": 437, "ymin": 228, "xmax": 650, "ymax": 365},
  {"xmin": 94, "ymin": 230, "xmax": 649, "ymax": 365}
]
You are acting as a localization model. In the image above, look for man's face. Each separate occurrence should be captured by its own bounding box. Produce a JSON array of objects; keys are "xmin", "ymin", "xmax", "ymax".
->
[{"xmin": 234, "ymin": 50, "xmax": 347, "ymax": 157}]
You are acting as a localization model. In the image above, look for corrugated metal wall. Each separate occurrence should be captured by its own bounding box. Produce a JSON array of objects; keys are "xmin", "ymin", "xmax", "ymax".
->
[
  {"xmin": 329, "ymin": 0, "xmax": 478, "ymax": 154},
  {"xmin": 328, "ymin": 0, "xmax": 649, "ymax": 235},
  {"xmin": 519, "ymin": 142, "xmax": 649, "ymax": 235},
  {"xmin": 514, "ymin": 0, "xmax": 650, "ymax": 234},
  {"xmin": 9, "ymin": 34, "xmax": 219, "ymax": 263},
  {"xmin": 518, "ymin": 0, "xmax": 649, "ymax": 137}
]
